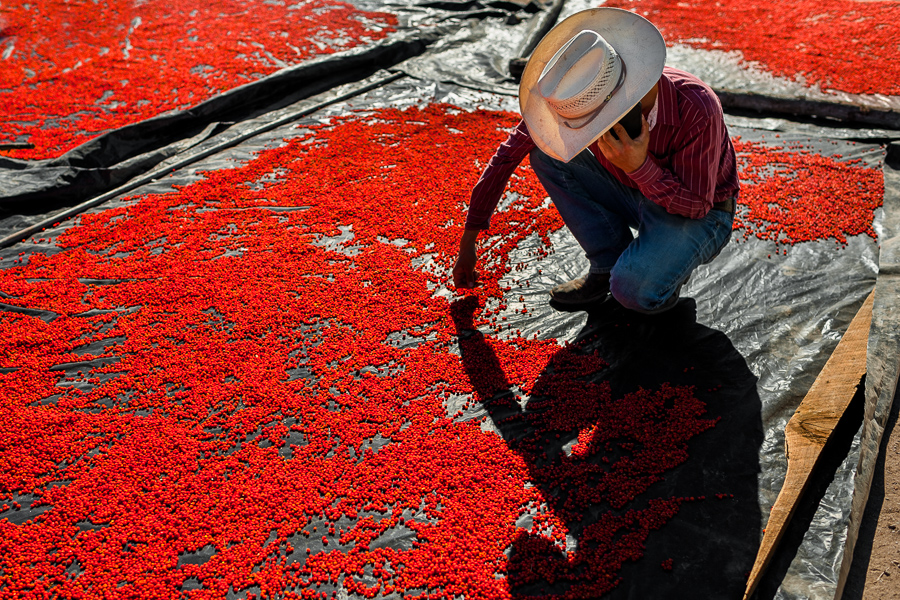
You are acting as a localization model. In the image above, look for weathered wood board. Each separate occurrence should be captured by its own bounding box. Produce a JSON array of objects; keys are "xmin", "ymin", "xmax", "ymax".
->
[{"xmin": 744, "ymin": 291, "xmax": 874, "ymax": 599}]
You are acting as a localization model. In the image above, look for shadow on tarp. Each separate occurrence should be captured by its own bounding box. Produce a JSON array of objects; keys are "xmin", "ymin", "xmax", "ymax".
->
[{"xmin": 451, "ymin": 294, "xmax": 763, "ymax": 599}]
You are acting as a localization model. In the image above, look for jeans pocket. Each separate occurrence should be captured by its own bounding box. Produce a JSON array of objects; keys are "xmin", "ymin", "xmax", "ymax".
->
[
  {"xmin": 716, "ymin": 206, "xmax": 735, "ymax": 242},
  {"xmin": 700, "ymin": 209, "xmax": 735, "ymax": 265}
]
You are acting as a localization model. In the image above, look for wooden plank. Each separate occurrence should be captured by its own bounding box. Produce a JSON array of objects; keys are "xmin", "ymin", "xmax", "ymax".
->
[{"xmin": 743, "ymin": 290, "xmax": 874, "ymax": 600}]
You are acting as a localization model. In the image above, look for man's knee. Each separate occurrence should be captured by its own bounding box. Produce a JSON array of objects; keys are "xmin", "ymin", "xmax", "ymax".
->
[{"xmin": 609, "ymin": 267, "xmax": 675, "ymax": 313}]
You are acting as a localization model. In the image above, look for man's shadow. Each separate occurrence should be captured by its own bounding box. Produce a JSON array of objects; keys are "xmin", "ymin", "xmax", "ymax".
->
[{"xmin": 451, "ymin": 296, "xmax": 763, "ymax": 599}]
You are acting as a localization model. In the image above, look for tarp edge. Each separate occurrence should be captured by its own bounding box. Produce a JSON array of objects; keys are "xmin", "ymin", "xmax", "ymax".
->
[{"xmin": 834, "ymin": 142, "xmax": 900, "ymax": 600}]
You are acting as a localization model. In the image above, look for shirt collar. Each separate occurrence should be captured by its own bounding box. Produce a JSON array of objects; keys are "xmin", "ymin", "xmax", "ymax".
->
[
  {"xmin": 647, "ymin": 96, "xmax": 659, "ymax": 131},
  {"xmin": 655, "ymin": 71, "xmax": 679, "ymax": 128}
]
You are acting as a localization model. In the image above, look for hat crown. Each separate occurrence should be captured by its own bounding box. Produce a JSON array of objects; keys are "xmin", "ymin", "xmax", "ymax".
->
[
  {"xmin": 519, "ymin": 7, "xmax": 667, "ymax": 162},
  {"xmin": 537, "ymin": 30, "xmax": 623, "ymax": 120}
]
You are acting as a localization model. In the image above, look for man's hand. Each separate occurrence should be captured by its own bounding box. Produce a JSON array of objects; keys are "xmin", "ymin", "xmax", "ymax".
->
[
  {"xmin": 596, "ymin": 115, "xmax": 650, "ymax": 174},
  {"xmin": 452, "ymin": 229, "xmax": 480, "ymax": 289}
]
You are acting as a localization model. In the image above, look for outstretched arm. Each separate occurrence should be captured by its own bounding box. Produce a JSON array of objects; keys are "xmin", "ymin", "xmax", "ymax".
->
[
  {"xmin": 452, "ymin": 229, "xmax": 480, "ymax": 289},
  {"xmin": 454, "ymin": 119, "xmax": 535, "ymax": 289},
  {"xmin": 464, "ymin": 119, "xmax": 536, "ymax": 230}
]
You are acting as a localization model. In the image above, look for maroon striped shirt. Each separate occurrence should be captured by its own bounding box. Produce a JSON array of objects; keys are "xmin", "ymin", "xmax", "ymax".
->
[{"xmin": 465, "ymin": 67, "xmax": 740, "ymax": 229}]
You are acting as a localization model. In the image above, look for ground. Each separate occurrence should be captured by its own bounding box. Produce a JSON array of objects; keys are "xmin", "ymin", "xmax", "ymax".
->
[{"xmin": 845, "ymin": 390, "xmax": 900, "ymax": 599}]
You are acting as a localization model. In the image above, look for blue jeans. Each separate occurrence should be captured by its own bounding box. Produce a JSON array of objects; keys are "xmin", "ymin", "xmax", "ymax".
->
[{"xmin": 529, "ymin": 148, "xmax": 734, "ymax": 313}]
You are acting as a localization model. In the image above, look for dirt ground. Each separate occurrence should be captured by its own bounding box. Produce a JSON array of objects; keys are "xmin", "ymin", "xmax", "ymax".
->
[{"xmin": 843, "ymin": 390, "xmax": 900, "ymax": 599}]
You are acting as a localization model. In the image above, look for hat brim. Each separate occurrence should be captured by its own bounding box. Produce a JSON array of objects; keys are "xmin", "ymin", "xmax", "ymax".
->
[{"xmin": 520, "ymin": 8, "xmax": 666, "ymax": 163}]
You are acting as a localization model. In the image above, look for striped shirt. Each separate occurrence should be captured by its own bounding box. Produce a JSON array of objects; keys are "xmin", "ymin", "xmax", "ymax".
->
[{"xmin": 465, "ymin": 67, "xmax": 740, "ymax": 229}]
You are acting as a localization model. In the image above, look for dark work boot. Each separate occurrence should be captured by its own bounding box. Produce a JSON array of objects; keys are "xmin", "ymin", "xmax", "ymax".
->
[{"xmin": 548, "ymin": 272, "xmax": 611, "ymax": 306}]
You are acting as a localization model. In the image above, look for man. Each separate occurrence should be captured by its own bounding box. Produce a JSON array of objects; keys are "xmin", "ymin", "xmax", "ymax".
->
[{"xmin": 452, "ymin": 8, "xmax": 739, "ymax": 314}]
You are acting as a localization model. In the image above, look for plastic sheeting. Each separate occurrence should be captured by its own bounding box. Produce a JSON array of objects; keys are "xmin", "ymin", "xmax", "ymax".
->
[
  {"xmin": 665, "ymin": 43, "xmax": 900, "ymax": 114},
  {"xmin": 721, "ymin": 115, "xmax": 900, "ymax": 144},
  {"xmin": 0, "ymin": 4, "xmax": 898, "ymax": 598}
]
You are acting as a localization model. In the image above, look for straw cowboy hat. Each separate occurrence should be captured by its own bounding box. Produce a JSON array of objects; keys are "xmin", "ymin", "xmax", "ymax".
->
[{"xmin": 519, "ymin": 8, "xmax": 666, "ymax": 162}]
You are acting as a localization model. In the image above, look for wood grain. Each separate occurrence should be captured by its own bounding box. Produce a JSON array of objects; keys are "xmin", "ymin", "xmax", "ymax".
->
[{"xmin": 744, "ymin": 290, "xmax": 874, "ymax": 600}]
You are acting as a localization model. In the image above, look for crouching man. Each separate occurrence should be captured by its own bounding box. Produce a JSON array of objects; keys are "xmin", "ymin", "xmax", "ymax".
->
[{"xmin": 452, "ymin": 8, "xmax": 739, "ymax": 313}]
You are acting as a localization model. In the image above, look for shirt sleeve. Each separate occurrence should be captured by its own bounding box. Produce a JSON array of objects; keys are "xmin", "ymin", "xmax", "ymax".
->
[
  {"xmin": 464, "ymin": 119, "xmax": 536, "ymax": 230},
  {"xmin": 627, "ymin": 114, "xmax": 723, "ymax": 220}
]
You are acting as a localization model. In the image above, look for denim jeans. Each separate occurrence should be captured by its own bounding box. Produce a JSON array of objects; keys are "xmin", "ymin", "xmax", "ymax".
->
[{"xmin": 529, "ymin": 147, "xmax": 734, "ymax": 313}]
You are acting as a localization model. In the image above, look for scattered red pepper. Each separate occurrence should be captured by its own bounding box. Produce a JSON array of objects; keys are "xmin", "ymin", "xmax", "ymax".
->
[
  {"xmin": 606, "ymin": 0, "xmax": 900, "ymax": 96},
  {"xmin": 0, "ymin": 105, "xmax": 883, "ymax": 598},
  {"xmin": 732, "ymin": 138, "xmax": 883, "ymax": 249},
  {"xmin": 0, "ymin": 0, "xmax": 396, "ymax": 159}
]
